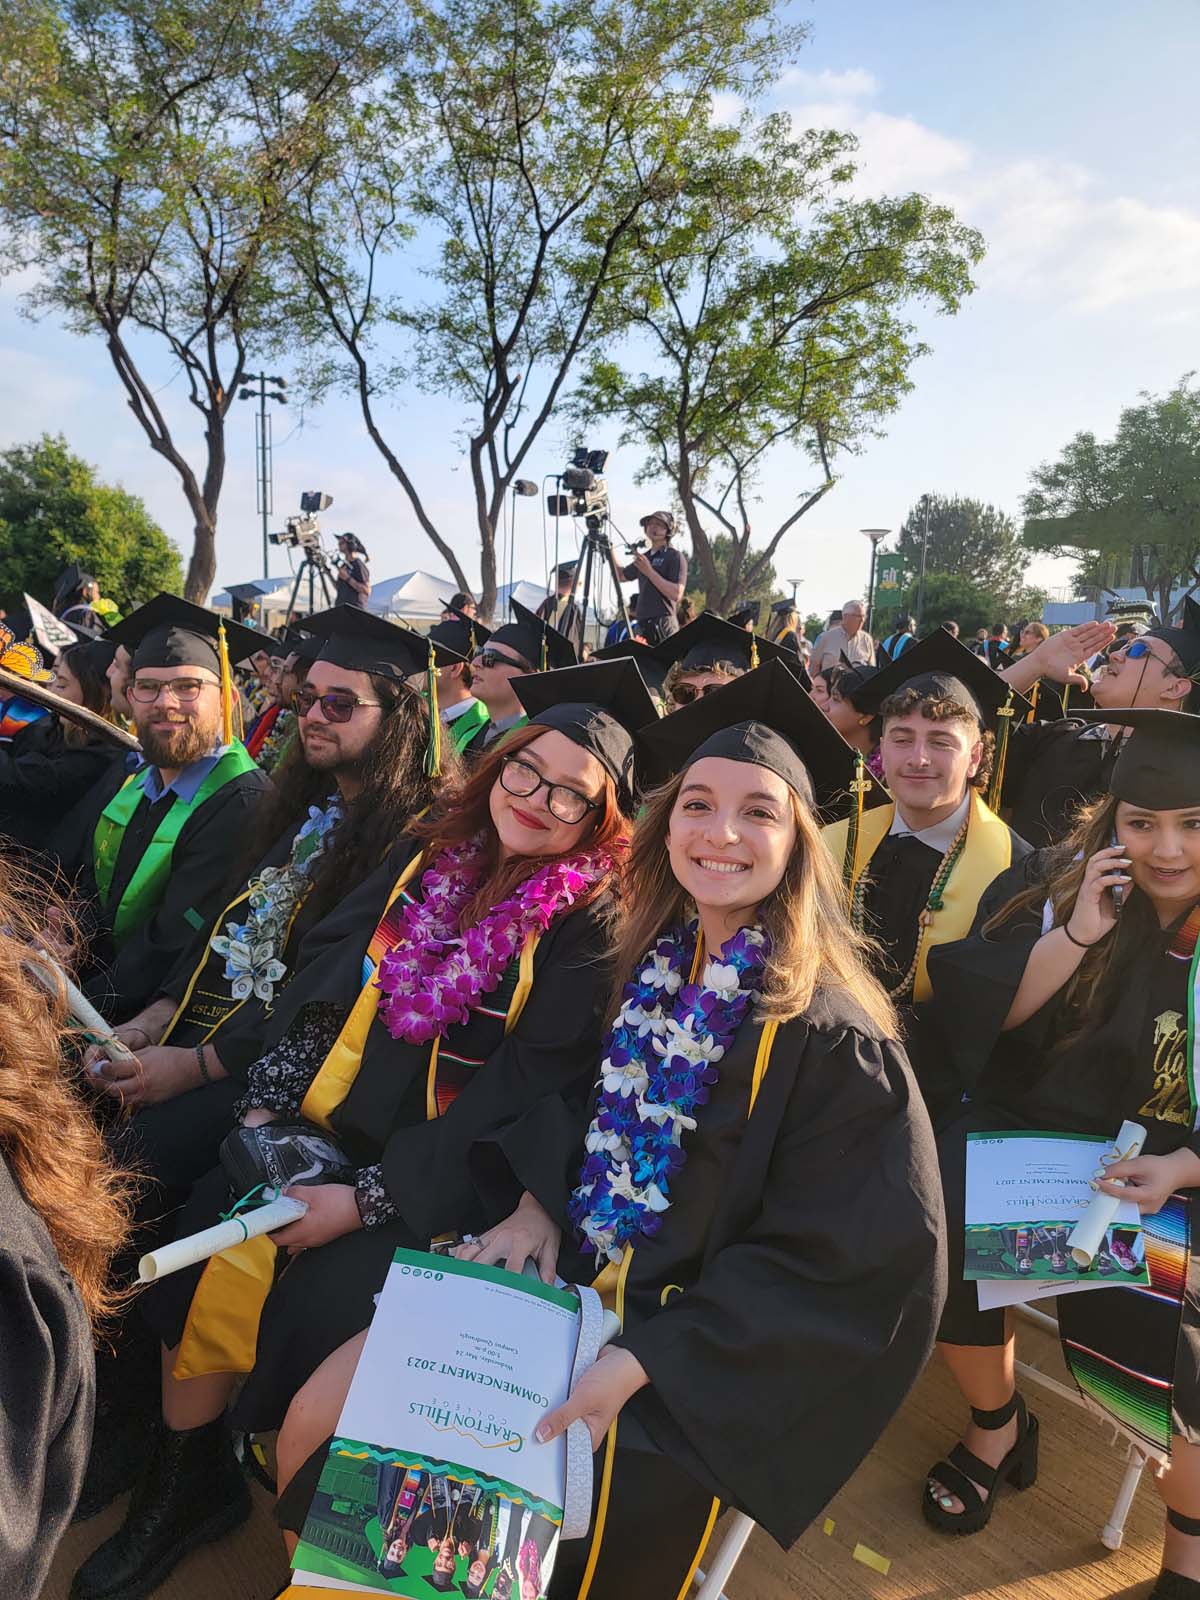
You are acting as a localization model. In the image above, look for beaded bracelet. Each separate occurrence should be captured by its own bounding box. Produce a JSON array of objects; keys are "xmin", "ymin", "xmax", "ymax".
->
[{"xmin": 195, "ymin": 1043, "xmax": 212, "ymax": 1085}]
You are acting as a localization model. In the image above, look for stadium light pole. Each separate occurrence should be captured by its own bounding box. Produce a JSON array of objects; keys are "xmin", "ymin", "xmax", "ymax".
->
[{"xmin": 861, "ymin": 529, "xmax": 890, "ymax": 633}]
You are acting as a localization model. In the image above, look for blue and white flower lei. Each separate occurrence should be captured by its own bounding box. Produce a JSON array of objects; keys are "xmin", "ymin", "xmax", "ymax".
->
[
  {"xmin": 569, "ymin": 920, "xmax": 769, "ymax": 1264},
  {"xmin": 209, "ymin": 798, "xmax": 342, "ymax": 1003}
]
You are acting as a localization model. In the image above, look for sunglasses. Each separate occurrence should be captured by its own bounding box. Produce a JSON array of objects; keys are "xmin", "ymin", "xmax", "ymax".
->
[
  {"xmin": 295, "ymin": 687, "xmax": 382, "ymax": 723},
  {"xmin": 472, "ymin": 649, "xmax": 531, "ymax": 673},
  {"xmin": 671, "ymin": 674, "xmax": 737, "ymax": 706}
]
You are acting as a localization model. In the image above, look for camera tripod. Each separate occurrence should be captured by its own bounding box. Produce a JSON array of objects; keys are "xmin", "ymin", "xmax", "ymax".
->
[
  {"xmin": 284, "ymin": 548, "xmax": 336, "ymax": 627},
  {"xmin": 561, "ymin": 517, "xmax": 634, "ymax": 650}
]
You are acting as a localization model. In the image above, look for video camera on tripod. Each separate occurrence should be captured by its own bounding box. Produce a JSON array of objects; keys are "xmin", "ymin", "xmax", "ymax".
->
[
  {"xmin": 270, "ymin": 491, "xmax": 333, "ymax": 556},
  {"xmin": 547, "ymin": 449, "xmax": 609, "ymax": 522}
]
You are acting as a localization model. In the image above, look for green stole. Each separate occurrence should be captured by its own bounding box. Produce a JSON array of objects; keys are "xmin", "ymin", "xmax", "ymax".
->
[
  {"xmin": 466, "ymin": 711, "xmax": 528, "ymax": 756},
  {"xmin": 444, "ymin": 699, "xmax": 489, "ymax": 755},
  {"xmin": 92, "ymin": 745, "xmax": 258, "ymax": 947}
]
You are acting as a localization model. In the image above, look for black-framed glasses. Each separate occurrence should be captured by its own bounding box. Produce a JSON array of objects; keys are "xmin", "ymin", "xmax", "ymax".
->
[
  {"xmin": 473, "ymin": 649, "xmax": 531, "ymax": 673},
  {"xmin": 499, "ymin": 756, "xmax": 600, "ymax": 825},
  {"xmin": 128, "ymin": 677, "xmax": 213, "ymax": 705},
  {"xmin": 295, "ymin": 687, "xmax": 381, "ymax": 723}
]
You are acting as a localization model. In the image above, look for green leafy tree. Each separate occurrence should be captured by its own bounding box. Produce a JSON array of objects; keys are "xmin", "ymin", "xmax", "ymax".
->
[
  {"xmin": 280, "ymin": 0, "xmax": 805, "ymax": 616},
  {"xmin": 896, "ymin": 494, "xmax": 1032, "ymax": 606},
  {"xmin": 577, "ymin": 114, "xmax": 983, "ymax": 611},
  {"xmin": 0, "ymin": 435, "xmax": 181, "ymax": 611},
  {"xmin": 1022, "ymin": 376, "xmax": 1200, "ymax": 621},
  {"xmin": 682, "ymin": 534, "xmax": 779, "ymax": 619},
  {"xmin": 0, "ymin": 0, "xmax": 386, "ymax": 600},
  {"xmin": 892, "ymin": 572, "xmax": 1046, "ymax": 639}
]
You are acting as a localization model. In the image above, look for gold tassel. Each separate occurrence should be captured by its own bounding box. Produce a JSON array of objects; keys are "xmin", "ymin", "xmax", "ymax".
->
[
  {"xmin": 988, "ymin": 692, "xmax": 1014, "ymax": 812},
  {"xmin": 424, "ymin": 641, "xmax": 442, "ymax": 778},
  {"xmin": 1061, "ymin": 681, "xmax": 1070, "ymax": 715},
  {"xmin": 844, "ymin": 751, "xmax": 868, "ymax": 910},
  {"xmin": 217, "ymin": 620, "xmax": 234, "ymax": 746},
  {"xmin": 1026, "ymin": 682, "xmax": 1039, "ymax": 725},
  {"xmin": 540, "ymin": 630, "xmax": 548, "ymax": 671},
  {"xmin": 750, "ymin": 635, "xmax": 759, "ymax": 670}
]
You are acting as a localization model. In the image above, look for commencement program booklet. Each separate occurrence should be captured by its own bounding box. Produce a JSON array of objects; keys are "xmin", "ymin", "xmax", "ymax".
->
[
  {"xmin": 293, "ymin": 1248, "xmax": 579, "ymax": 1597},
  {"xmin": 965, "ymin": 1130, "xmax": 1149, "ymax": 1308}
]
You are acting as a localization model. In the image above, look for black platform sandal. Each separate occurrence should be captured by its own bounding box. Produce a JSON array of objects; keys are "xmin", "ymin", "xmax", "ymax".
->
[
  {"xmin": 1150, "ymin": 1509, "xmax": 1200, "ymax": 1597},
  {"xmin": 923, "ymin": 1392, "xmax": 1039, "ymax": 1535}
]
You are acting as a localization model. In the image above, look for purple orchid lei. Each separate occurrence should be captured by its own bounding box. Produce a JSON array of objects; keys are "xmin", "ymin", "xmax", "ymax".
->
[
  {"xmin": 374, "ymin": 835, "xmax": 615, "ymax": 1045},
  {"xmin": 569, "ymin": 919, "xmax": 769, "ymax": 1264}
]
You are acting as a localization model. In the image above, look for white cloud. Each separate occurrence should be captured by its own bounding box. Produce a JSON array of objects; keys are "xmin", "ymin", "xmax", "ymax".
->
[{"xmin": 780, "ymin": 68, "xmax": 1200, "ymax": 318}]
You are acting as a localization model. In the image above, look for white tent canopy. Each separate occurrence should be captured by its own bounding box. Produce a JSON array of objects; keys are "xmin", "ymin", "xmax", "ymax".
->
[
  {"xmin": 210, "ymin": 577, "xmax": 299, "ymax": 615},
  {"xmin": 368, "ymin": 570, "xmax": 458, "ymax": 621}
]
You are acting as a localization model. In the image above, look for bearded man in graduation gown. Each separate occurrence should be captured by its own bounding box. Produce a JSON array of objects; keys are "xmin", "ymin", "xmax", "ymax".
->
[
  {"xmin": 997, "ymin": 602, "xmax": 1200, "ymax": 847},
  {"xmin": 53, "ymin": 596, "xmax": 271, "ymax": 1021},
  {"xmin": 822, "ymin": 630, "xmax": 1033, "ymax": 1121}
]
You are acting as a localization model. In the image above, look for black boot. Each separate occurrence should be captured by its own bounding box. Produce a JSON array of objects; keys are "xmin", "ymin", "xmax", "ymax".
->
[
  {"xmin": 74, "ymin": 1329, "xmax": 161, "ymax": 1522},
  {"xmin": 71, "ymin": 1419, "xmax": 251, "ymax": 1600}
]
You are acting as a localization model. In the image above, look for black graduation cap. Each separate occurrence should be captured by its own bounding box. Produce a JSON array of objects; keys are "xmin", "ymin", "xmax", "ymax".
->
[
  {"xmin": 512, "ymin": 659, "xmax": 660, "ymax": 812},
  {"xmin": 1076, "ymin": 708, "xmax": 1200, "ymax": 810},
  {"xmin": 592, "ymin": 637, "xmax": 670, "ymax": 700},
  {"xmin": 1147, "ymin": 595, "xmax": 1200, "ymax": 677},
  {"xmin": 107, "ymin": 593, "xmax": 266, "ymax": 674},
  {"xmin": 727, "ymin": 600, "xmax": 761, "ymax": 630},
  {"xmin": 491, "ymin": 599, "xmax": 577, "ymax": 671},
  {"xmin": 635, "ymin": 658, "xmax": 885, "ymax": 818},
  {"xmin": 554, "ymin": 561, "xmax": 578, "ymax": 581},
  {"xmin": 427, "ymin": 617, "xmax": 474, "ymax": 660},
  {"xmin": 830, "ymin": 651, "xmax": 882, "ymax": 710},
  {"xmin": 301, "ymin": 605, "xmax": 459, "ymax": 682},
  {"xmin": 770, "ymin": 598, "xmax": 798, "ymax": 616},
  {"xmin": 650, "ymin": 610, "xmax": 790, "ymax": 678},
  {"xmin": 279, "ymin": 624, "xmax": 320, "ymax": 664},
  {"xmin": 851, "ymin": 626, "xmax": 1034, "ymax": 728},
  {"xmin": 437, "ymin": 600, "xmax": 491, "ymax": 655}
]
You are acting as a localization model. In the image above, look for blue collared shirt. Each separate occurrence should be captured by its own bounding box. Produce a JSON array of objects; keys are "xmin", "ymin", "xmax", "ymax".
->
[{"xmin": 139, "ymin": 743, "xmax": 232, "ymax": 804}]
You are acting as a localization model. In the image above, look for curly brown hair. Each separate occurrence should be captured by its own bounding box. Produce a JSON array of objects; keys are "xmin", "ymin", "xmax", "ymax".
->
[
  {"xmin": 411, "ymin": 724, "xmax": 627, "ymax": 929},
  {"xmin": 0, "ymin": 858, "xmax": 133, "ymax": 1327},
  {"xmin": 879, "ymin": 683, "xmax": 995, "ymax": 791}
]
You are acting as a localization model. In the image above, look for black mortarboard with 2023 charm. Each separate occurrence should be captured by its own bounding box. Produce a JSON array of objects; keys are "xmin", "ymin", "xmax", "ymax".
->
[
  {"xmin": 491, "ymin": 598, "xmax": 578, "ymax": 672},
  {"xmin": 635, "ymin": 657, "xmax": 888, "ymax": 821},
  {"xmin": 513, "ymin": 658, "xmax": 660, "ymax": 814},
  {"xmin": 1076, "ymin": 707, "xmax": 1200, "ymax": 811}
]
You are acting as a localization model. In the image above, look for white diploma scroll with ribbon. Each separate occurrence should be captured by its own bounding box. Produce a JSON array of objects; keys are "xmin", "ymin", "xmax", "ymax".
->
[
  {"xmin": 137, "ymin": 1192, "xmax": 308, "ymax": 1283},
  {"xmin": 23, "ymin": 948, "xmax": 138, "ymax": 1066},
  {"xmin": 1066, "ymin": 1120, "xmax": 1147, "ymax": 1268}
]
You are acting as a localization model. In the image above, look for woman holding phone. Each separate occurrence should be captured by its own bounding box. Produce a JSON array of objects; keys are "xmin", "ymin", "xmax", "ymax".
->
[{"xmin": 923, "ymin": 710, "xmax": 1200, "ymax": 1600}]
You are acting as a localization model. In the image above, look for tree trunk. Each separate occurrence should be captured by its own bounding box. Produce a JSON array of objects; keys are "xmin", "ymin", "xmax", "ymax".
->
[{"xmin": 184, "ymin": 511, "xmax": 218, "ymax": 602}]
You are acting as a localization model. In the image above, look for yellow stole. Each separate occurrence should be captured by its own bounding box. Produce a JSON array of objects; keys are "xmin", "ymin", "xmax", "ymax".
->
[
  {"xmin": 821, "ymin": 791, "xmax": 1013, "ymax": 1004},
  {"xmin": 173, "ymin": 854, "xmax": 539, "ymax": 1380}
]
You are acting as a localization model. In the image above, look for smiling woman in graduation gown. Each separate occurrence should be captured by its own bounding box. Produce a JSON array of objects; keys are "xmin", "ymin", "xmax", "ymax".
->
[
  {"xmin": 447, "ymin": 663, "xmax": 946, "ymax": 1596},
  {"xmin": 71, "ymin": 662, "xmax": 657, "ymax": 1600},
  {"xmin": 922, "ymin": 712, "xmax": 1200, "ymax": 1593}
]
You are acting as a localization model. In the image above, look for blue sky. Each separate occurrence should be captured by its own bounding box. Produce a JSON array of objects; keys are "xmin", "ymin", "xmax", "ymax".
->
[{"xmin": 3, "ymin": 2, "xmax": 1198, "ymax": 619}]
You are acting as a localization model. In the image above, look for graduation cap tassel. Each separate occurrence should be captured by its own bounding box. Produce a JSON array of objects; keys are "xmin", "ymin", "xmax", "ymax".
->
[
  {"xmin": 750, "ymin": 635, "xmax": 759, "ymax": 670},
  {"xmin": 216, "ymin": 620, "xmax": 234, "ymax": 747},
  {"xmin": 540, "ymin": 630, "xmax": 548, "ymax": 672},
  {"xmin": 843, "ymin": 750, "xmax": 867, "ymax": 907},
  {"xmin": 988, "ymin": 691, "xmax": 1015, "ymax": 812},
  {"xmin": 1026, "ymin": 682, "xmax": 1039, "ymax": 725},
  {"xmin": 424, "ymin": 641, "xmax": 443, "ymax": 778},
  {"xmin": 1061, "ymin": 681, "xmax": 1070, "ymax": 715}
]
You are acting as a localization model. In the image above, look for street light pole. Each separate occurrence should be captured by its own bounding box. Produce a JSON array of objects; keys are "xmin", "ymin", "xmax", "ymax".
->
[
  {"xmin": 860, "ymin": 528, "xmax": 890, "ymax": 633},
  {"xmin": 916, "ymin": 492, "xmax": 931, "ymax": 629},
  {"xmin": 238, "ymin": 373, "xmax": 288, "ymax": 580}
]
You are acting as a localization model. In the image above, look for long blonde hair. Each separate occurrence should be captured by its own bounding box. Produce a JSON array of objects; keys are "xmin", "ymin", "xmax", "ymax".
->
[{"xmin": 608, "ymin": 769, "xmax": 898, "ymax": 1033}]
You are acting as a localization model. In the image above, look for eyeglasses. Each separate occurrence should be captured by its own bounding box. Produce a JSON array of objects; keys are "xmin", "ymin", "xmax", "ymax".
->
[
  {"xmin": 473, "ymin": 650, "xmax": 530, "ymax": 673},
  {"xmin": 128, "ymin": 677, "xmax": 213, "ymax": 705},
  {"xmin": 500, "ymin": 756, "xmax": 600, "ymax": 825},
  {"xmin": 671, "ymin": 674, "xmax": 736, "ymax": 706},
  {"xmin": 295, "ymin": 687, "xmax": 381, "ymax": 723}
]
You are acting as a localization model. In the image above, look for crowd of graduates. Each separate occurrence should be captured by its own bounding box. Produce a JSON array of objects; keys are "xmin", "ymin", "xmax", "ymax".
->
[{"xmin": 1, "ymin": 553, "xmax": 1199, "ymax": 1600}]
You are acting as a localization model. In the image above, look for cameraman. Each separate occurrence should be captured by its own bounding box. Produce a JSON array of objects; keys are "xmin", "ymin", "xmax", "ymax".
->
[
  {"xmin": 619, "ymin": 510, "xmax": 687, "ymax": 644},
  {"xmin": 334, "ymin": 533, "xmax": 371, "ymax": 610}
]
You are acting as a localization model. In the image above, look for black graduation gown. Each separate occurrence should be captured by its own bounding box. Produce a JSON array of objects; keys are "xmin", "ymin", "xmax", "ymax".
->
[
  {"xmin": 0, "ymin": 1154, "xmax": 94, "ymax": 1596},
  {"xmin": 0, "ymin": 719, "xmax": 117, "ymax": 853},
  {"xmin": 853, "ymin": 827, "xmax": 1030, "ymax": 1121},
  {"xmin": 928, "ymin": 869, "xmax": 1200, "ymax": 1397},
  {"xmin": 56, "ymin": 760, "xmax": 271, "ymax": 1019},
  {"xmin": 145, "ymin": 891, "xmax": 614, "ymax": 1435},
  {"xmin": 1002, "ymin": 720, "xmax": 1114, "ymax": 849},
  {"xmin": 478, "ymin": 986, "xmax": 946, "ymax": 1554}
]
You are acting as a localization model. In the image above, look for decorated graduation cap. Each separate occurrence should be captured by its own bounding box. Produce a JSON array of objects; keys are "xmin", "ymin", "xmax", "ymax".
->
[
  {"xmin": 302, "ymin": 605, "xmax": 462, "ymax": 776},
  {"xmin": 491, "ymin": 599, "xmax": 578, "ymax": 672},
  {"xmin": 1105, "ymin": 597, "xmax": 1157, "ymax": 628},
  {"xmin": 636, "ymin": 657, "xmax": 884, "ymax": 822},
  {"xmin": 0, "ymin": 622, "xmax": 52, "ymax": 684},
  {"xmin": 512, "ymin": 658, "xmax": 659, "ymax": 813},
  {"xmin": 593, "ymin": 636, "xmax": 671, "ymax": 701},
  {"xmin": 1077, "ymin": 707, "xmax": 1200, "ymax": 811},
  {"xmin": 727, "ymin": 600, "xmax": 761, "ymax": 630},
  {"xmin": 650, "ymin": 610, "xmax": 789, "ymax": 678},
  {"xmin": 108, "ymin": 595, "xmax": 267, "ymax": 745},
  {"xmin": 849, "ymin": 626, "xmax": 1033, "ymax": 812}
]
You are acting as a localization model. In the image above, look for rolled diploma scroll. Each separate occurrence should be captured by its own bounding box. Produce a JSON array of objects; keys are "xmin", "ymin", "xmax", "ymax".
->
[
  {"xmin": 1066, "ymin": 1120, "xmax": 1147, "ymax": 1268},
  {"xmin": 137, "ymin": 1193, "xmax": 308, "ymax": 1283},
  {"xmin": 24, "ymin": 949, "xmax": 138, "ymax": 1066}
]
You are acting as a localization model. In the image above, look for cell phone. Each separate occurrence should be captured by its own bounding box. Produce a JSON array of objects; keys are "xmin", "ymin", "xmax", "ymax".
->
[{"xmin": 1110, "ymin": 831, "xmax": 1124, "ymax": 911}]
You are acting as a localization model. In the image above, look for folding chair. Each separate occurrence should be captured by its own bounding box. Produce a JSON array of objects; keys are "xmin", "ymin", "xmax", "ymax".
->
[{"xmin": 693, "ymin": 1511, "xmax": 757, "ymax": 1597}]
